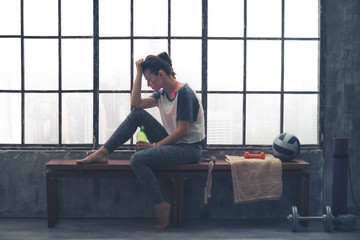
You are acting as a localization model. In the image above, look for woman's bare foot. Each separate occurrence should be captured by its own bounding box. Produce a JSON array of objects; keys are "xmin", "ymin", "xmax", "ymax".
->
[
  {"xmin": 76, "ymin": 146, "xmax": 109, "ymax": 164},
  {"xmin": 154, "ymin": 201, "xmax": 171, "ymax": 229}
]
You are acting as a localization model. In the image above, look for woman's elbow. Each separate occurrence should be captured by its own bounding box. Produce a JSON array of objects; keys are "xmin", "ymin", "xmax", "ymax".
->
[
  {"xmin": 131, "ymin": 100, "xmax": 141, "ymax": 109},
  {"xmin": 179, "ymin": 126, "xmax": 190, "ymax": 138},
  {"xmin": 130, "ymin": 103, "xmax": 137, "ymax": 109}
]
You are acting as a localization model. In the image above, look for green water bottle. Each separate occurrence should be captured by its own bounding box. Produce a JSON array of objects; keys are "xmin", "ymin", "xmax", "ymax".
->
[{"xmin": 135, "ymin": 126, "xmax": 147, "ymax": 152}]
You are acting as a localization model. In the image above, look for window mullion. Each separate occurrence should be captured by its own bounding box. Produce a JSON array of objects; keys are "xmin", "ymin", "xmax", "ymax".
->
[
  {"xmin": 93, "ymin": 0, "xmax": 100, "ymax": 149},
  {"xmin": 280, "ymin": 0, "xmax": 285, "ymax": 134},
  {"xmin": 130, "ymin": 0, "xmax": 134, "ymax": 146},
  {"xmin": 243, "ymin": 0, "xmax": 247, "ymax": 146},
  {"xmin": 202, "ymin": 0, "xmax": 208, "ymax": 148},
  {"xmin": 58, "ymin": 0, "xmax": 62, "ymax": 145},
  {"xmin": 168, "ymin": 0, "xmax": 171, "ymax": 54},
  {"xmin": 20, "ymin": 0, "xmax": 25, "ymax": 145}
]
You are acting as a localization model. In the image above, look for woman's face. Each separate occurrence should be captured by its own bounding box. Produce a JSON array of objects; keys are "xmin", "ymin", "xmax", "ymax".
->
[{"xmin": 143, "ymin": 69, "xmax": 162, "ymax": 91}]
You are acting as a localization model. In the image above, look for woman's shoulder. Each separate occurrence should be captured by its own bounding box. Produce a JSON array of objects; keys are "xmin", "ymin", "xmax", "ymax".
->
[
  {"xmin": 177, "ymin": 84, "xmax": 200, "ymax": 105},
  {"xmin": 178, "ymin": 83, "xmax": 192, "ymax": 93},
  {"xmin": 151, "ymin": 88, "xmax": 166, "ymax": 99},
  {"xmin": 178, "ymin": 83, "xmax": 197, "ymax": 97}
]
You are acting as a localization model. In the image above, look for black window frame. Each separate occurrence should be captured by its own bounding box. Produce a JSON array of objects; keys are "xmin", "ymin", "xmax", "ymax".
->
[{"xmin": 0, "ymin": 0, "xmax": 322, "ymax": 150}]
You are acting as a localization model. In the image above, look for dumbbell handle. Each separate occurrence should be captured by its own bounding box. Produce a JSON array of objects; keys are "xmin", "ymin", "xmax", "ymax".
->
[{"xmin": 298, "ymin": 216, "xmax": 324, "ymax": 221}]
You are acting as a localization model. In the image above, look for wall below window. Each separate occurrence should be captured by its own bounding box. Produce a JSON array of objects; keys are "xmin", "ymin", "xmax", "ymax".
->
[{"xmin": 0, "ymin": 150, "xmax": 323, "ymax": 219}]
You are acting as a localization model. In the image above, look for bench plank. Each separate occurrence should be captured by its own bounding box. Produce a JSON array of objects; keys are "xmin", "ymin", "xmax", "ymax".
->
[
  {"xmin": 176, "ymin": 159, "xmax": 310, "ymax": 171},
  {"xmin": 46, "ymin": 159, "xmax": 309, "ymax": 171},
  {"xmin": 46, "ymin": 159, "xmax": 182, "ymax": 171}
]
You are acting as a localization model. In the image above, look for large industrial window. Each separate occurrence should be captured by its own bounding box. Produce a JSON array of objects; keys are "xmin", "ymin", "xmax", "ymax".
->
[{"xmin": 0, "ymin": 0, "xmax": 320, "ymax": 149}]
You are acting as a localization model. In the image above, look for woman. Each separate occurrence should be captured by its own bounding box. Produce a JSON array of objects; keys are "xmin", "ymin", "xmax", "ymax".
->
[{"xmin": 77, "ymin": 52, "xmax": 205, "ymax": 229}]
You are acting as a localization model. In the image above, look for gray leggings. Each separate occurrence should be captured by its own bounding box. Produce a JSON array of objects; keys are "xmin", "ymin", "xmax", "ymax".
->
[{"xmin": 104, "ymin": 109, "xmax": 202, "ymax": 204}]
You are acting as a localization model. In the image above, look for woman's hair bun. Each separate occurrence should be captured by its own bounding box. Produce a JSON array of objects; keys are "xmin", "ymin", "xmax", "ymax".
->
[
  {"xmin": 158, "ymin": 52, "xmax": 172, "ymax": 67},
  {"xmin": 142, "ymin": 52, "xmax": 176, "ymax": 79}
]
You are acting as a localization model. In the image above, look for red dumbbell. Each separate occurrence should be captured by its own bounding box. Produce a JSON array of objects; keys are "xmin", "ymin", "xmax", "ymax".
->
[{"xmin": 244, "ymin": 152, "xmax": 265, "ymax": 159}]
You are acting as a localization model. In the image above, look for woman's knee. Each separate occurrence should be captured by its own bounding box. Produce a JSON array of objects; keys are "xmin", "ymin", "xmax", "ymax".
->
[
  {"xmin": 130, "ymin": 152, "xmax": 146, "ymax": 171},
  {"xmin": 129, "ymin": 108, "xmax": 147, "ymax": 119},
  {"xmin": 130, "ymin": 154, "xmax": 139, "ymax": 169},
  {"xmin": 127, "ymin": 109, "xmax": 151, "ymax": 127}
]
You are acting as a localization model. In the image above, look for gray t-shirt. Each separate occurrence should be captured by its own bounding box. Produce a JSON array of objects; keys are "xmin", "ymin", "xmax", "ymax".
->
[{"xmin": 151, "ymin": 84, "xmax": 205, "ymax": 144}]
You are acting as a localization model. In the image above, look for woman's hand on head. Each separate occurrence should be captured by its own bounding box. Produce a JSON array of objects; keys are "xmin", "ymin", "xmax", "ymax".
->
[{"xmin": 135, "ymin": 58, "xmax": 144, "ymax": 75}]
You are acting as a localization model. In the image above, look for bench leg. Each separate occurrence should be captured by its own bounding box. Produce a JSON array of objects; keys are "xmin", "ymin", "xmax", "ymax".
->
[
  {"xmin": 171, "ymin": 177, "xmax": 179, "ymax": 227},
  {"xmin": 303, "ymin": 172, "xmax": 310, "ymax": 216},
  {"xmin": 46, "ymin": 173, "xmax": 58, "ymax": 227},
  {"xmin": 178, "ymin": 177, "xmax": 185, "ymax": 227},
  {"xmin": 297, "ymin": 173, "xmax": 310, "ymax": 227},
  {"xmin": 296, "ymin": 177, "xmax": 302, "ymax": 214}
]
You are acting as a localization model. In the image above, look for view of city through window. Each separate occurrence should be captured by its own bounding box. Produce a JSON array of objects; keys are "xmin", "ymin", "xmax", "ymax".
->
[{"xmin": 0, "ymin": 0, "xmax": 319, "ymax": 148}]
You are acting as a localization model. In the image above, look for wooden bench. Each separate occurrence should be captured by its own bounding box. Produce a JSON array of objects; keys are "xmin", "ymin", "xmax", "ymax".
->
[{"xmin": 46, "ymin": 158, "xmax": 310, "ymax": 228}]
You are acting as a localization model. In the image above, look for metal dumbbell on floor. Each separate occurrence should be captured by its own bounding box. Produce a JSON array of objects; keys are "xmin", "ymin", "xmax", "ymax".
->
[{"xmin": 287, "ymin": 205, "xmax": 334, "ymax": 232}]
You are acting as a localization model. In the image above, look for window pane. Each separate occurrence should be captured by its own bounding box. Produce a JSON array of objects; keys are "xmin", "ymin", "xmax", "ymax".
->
[
  {"xmin": 208, "ymin": 94, "xmax": 243, "ymax": 144},
  {"xmin": 99, "ymin": 0, "xmax": 130, "ymax": 37},
  {"xmin": 285, "ymin": 0, "xmax": 319, "ymax": 38},
  {"xmin": 284, "ymin": 41, "xmax": 319, "ymax": 91},
  {"xmin": 247, "ymin": 40, "xmax": 281, "ymax": 91},
  {"xmin": 99, "ymin": 40, "xmax": 130, "ymax": 90},
  {"xmin": 208, "ymin": 0, "xmax": 243, "ymax": 37},
  {"xmin": 62, "ymin": 39, "xmax": 93, "ymax": 90},
  {"xmin": 99, "ymin": 93, "xmax": 131, "ymax": 144},
  {"xmin": 62, "ymin": 93, "xmax": 93, "ymax": 144},
  {"xmin": 171, "ymin": 40, "xmax": 201, "ymax": 91},
  {"xmin": 247, "ymin": 0, "xmax": 281, "ymax": 38},
  {"xmin": 284, "ymin": 94, "xmax": 318, "ymax": 144},
  {"xmin": 61, "ymin": 0, "xmax": 93, "ymax": 36},
  {"xmin": 171, "ymin": 0, "xmax": 201, "ymax": 36},
  {"xmin": 0, "ymin": 93, "xmax": 21, "ymax": 143},
  {"xmin": 246, "ymin": 94, "xmax": 280, "ymax": 144},
  {"xmin": 134, "ymin": 0, "xmax": 167, "ymax": 36},
  {"xmin": 133, "ymin": 39, "xmax": 168, "ymax": 80},
  {"xmin": 0, "ymin": 0, "xmax": 20, "ymax": 35},
  {"xmin": 25, "ymin": 94, "xmax": 58, "ymax": 144},
  {"xmin": 24, "ymin": 39, "xmax": 58, "ymax": 90},
  {"xmin": 0, "ymin": 38, "xmax": 21, "ymax": 90},
  {"xmin": 24, "ymin": 0, "xmax": 58, "ymax": 36},
  {"xmin": 134, "ymin": 39, "xmax": 168, "ymax": 60},
  {"xmin": 208, "ymin": 40, "xmax": 243, "ymax": 91}
]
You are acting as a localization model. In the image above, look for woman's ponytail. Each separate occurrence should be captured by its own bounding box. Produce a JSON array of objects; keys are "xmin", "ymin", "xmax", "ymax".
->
[
  {"xmin": 158, "ymin": 52, "xmax": 176, "ymax": 79},
  {"xmin": 158, "ymin": 52, "xmax": 172, "ymax": 66}
]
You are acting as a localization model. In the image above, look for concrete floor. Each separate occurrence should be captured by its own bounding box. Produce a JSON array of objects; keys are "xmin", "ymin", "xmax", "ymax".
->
[{"xmin": 0, "ymin": 218, "xmax": 359, "ymax": 240}]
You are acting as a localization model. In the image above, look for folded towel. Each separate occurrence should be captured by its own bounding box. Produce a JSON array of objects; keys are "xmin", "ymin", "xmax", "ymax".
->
[{"xmin": 225, "ymin": 154, "xmax": 282, "ymax": 204}]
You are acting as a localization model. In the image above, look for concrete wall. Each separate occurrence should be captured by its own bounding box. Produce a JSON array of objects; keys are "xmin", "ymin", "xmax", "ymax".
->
[
  {"xmin": 322, "ymin": 0, "xmax": 360, "ymax": 213},
  {"xmin": 0, "ymin": 0, "xmax": 359, "ymax": 219}
]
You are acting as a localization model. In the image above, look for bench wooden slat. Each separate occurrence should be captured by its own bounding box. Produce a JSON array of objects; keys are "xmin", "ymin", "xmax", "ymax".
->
[
  {"xmin": 46, "ymin": 159, "xmax": 132, "ymax": 171},
  {"xmin": 177, "ymin": 159, "xmax": 309, "ymax": 171},
  {"xmin": 46, "ymin": 159, "xmax": 179, "ymax": 171},
  {"xmin": 46, "ymin": 159, "xmax": 310, "ymax": 171}
]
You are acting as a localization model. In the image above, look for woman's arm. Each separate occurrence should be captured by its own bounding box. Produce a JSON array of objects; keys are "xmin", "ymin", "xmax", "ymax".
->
[
  {"xmin": 156, "ymin": 120, "xmax": 190, "ymax": 146},
  {"xmin": 131, "ymin": 59, "xmax": 158, "ymax": 109},
  {"xmin": 135, "ymin": 120, "xmax": 190, "ymax": 150}
]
